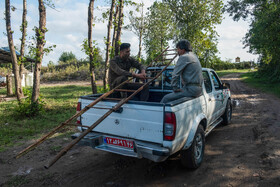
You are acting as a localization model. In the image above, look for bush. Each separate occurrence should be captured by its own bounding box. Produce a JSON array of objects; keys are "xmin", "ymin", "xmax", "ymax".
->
[
  {"xmin": 41, "ymin": 64, "xmax": 93, "ymax": 82},
  {"xmin": 15, "ymin": 88, "xmax": 45, "ymax": 117}
]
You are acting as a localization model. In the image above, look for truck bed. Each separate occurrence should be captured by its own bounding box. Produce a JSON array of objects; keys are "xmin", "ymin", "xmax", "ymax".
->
[{"xmin": 80, "ymin": 91, "xmax": 167, "ymax": 144}]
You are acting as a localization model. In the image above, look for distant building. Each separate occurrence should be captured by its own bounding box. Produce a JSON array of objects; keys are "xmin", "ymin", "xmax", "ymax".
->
[{"xmin": 235, "ymin": 57, "xmax": 240, "ymax": 63}]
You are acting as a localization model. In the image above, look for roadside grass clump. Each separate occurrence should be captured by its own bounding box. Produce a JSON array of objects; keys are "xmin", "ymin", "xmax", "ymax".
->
[
  {"xmin": 0, "ymin": 84, "xmax": 92, "ymax": 152},
  {"xmin": 216, "ymin": 68, "xmax": 280, "ymax": 98},
  {"xmin": 216, "ymin": 68, "xmax": 255, "ymax": 77},
  {"xmin": 241, "ymin": 71, "xmax": 280, "ymax": 98}
]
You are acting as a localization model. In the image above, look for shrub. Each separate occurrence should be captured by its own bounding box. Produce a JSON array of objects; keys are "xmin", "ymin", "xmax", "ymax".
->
[{"xmin": 15, "ymin": 88, "xmax": 45, "ymax": 117}]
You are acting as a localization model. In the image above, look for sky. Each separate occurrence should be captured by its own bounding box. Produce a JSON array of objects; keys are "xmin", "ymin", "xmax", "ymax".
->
[{"xmin": 0, "ymin": 0, "xmax": 259, "ymax": 66}]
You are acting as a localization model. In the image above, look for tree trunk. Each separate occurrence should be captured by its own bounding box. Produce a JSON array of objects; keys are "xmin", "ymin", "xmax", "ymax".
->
[
  {"xmin": 88, "ymin": 0, "xmax": 97, "ymax": 94},
  {"xmin": 6, "ymin": 75, "xmax": 13, "ymax": 96},
  {"xmin": 20, "ymin": 0, "xmax": 27, "ymax": 76},
  {"xmin": 103, "ymin": 0, "xmax": 116, "ymax": 90},
  {"xmin": 138, "ymin": 6, "xmax": 144, "ymax": 61},
  {"xmin": 115, "ymin": 0, "xmax": 124, "ymax": 56},
  {"xmin": 5, "ymin": 0, "xmax": 23, "ymax": 101},
  {"xmin": 111, "ymin": 4, "xmax": 119, "ymax": 57},
  {"xmin": 138, "ymin": 30, "xmax": 142, "ymax": 61},
  {"xmin": 32, "ymin": 0, "xmax": 46, "ymax": 103}
]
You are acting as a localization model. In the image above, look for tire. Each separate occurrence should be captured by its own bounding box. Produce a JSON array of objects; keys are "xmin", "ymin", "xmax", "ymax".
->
[
  {"xmin": 181, "ymin": 124, "xmax": 205, "ymax": 169},
  {"xmin": 222, "ymin": 99, "xmax": 232, "ymax": 125}
]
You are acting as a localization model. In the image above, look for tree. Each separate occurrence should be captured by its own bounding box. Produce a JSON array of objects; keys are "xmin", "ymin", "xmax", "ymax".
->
[
  {"xmin": 88, "ymin": 0, "xmax": 98, "ymax": 94},
  {"xmin": 20, "ymin": 0, "xmax": 27, "ymax": 75},
  {"xmin": 163, "ymin": 0, "xmax": 223, "ymax": 61},
  {"xmin": 103, "ymin": 0, "xmax": 116, "ymax": 90},
  {"xmin": 58, "ymin": 51, "xmax": 77, "ymax": 64},
  {"xmin": 226, "ymin": 0, "xmax": 280, "ymax": 81},
  {"xmin": 114, "ymin": 0, "xmax": 124, "ymax": 56},
  {"xmin": 32, "ymin": 0, "xmax": 46, "ymax": 103},
  {"xmin": 5, "ymin": 0, "xmax": 24, "ymax": 101},
  {"xmin": 144, "ymin": 2, "xmax": 174, "ymax": 63},
  {"xmin": 124, "ymin": 2, "xmax": 146, "ymax": 60},
  {"xmin": 111, "ymin": 4, "xmax": 119, "ymax": 56}
]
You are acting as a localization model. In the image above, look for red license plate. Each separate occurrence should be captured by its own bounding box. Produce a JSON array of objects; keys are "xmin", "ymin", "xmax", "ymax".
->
[{"xmin": 104, "ymin": 137, "xmax": 134, "ymax": 149}]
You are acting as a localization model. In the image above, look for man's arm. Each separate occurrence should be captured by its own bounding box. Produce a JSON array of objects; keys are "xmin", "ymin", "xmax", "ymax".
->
[
  {"xmin": 171, "ymin": 56, "xmax": 188, "ymax": 91},
  {"xmin": 130, "ymin": 58, "xmax": 146, "ymax": 79},
  {"xmin": 110, "ymin": 58, "xmax": 133, "ymax": 77}
]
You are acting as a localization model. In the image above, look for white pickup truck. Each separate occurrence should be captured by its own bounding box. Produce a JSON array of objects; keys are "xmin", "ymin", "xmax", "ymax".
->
[{"xmin": 73, "ymin": 67, "xmax": 232, "ymax": 169}]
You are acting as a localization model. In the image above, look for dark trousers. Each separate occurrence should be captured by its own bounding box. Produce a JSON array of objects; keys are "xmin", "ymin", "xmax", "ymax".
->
[{"xmin": 110, "ymin": 76, "xmax": 149, "ymax": 101}]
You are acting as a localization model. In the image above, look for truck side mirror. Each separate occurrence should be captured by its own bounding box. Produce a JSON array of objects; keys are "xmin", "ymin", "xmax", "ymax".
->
[{"xmin": 222, "ymin": 82, "xmax": 230, "ymax": 89}]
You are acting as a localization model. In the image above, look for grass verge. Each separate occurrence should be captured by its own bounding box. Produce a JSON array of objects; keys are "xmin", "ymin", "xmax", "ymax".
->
[
  {"xmin": 0, "ymin": 84, "xmax": 92, "ymax": 152},
  {"xmin": 241, "ymin": 72, "xmax": 280, "ymax": 98},
  {"xmin": 216, "ymin": 68, "xmax": 255, "ymax": 77}
]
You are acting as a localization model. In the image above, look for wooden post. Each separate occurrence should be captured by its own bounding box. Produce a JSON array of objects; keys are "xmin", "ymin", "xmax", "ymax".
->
[{"xmin": 6, "ymin": 75, "xmax": 13, "ymax": 96}]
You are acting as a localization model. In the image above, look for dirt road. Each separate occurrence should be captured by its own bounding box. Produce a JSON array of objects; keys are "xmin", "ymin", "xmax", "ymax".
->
[{"xmin": 1, "ymin": 73, "xmax": 280, "ymax": 186}]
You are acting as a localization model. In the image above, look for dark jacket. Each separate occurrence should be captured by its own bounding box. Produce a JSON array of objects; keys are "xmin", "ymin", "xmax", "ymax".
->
[{"xmin": 108, "ymin": 56, "xmax": 145, "ymax": 86}]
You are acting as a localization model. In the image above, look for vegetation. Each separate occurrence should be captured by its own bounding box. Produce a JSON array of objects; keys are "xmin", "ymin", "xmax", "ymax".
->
[
  {"xmin": 241, "ymin": 71, "xmax": 280, "ymax": 98},
  {"xmin": 216, "ymin": 69, "xmax": 280, "ymax": 98},
  {"xmin": 226, "ymin": 0, "xmax": 280, "ymax": 82},
  {"xmin": 216, "ymin": 68, "xmax": 255, "ymax": 78},
  {"xmin": 144, "ymin": 2, "xmax": 174, "ymax": 64},
  {"xmin": 0, "ymin": 85, "xmax": 92, "ymax": 152},
  {"xmin": 164, "ymin": 0, "xmax": 224, "ymax": 66}
]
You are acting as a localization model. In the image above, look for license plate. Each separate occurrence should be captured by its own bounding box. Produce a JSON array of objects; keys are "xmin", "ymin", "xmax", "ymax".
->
[{"xmin": 104, "ymin": 137, "xmax": 134, "ymax": 149}]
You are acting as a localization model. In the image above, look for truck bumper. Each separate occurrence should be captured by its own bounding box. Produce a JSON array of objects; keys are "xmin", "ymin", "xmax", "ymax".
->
[{"xmin": 71, "ymin": 132, "xmax": 170, "ymax": 162}]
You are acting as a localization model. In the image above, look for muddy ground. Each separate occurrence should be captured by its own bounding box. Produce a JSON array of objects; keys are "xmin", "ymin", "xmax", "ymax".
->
[{"xmin": 0, "ymin": 73, "xmax": 280, "ymax": 186}]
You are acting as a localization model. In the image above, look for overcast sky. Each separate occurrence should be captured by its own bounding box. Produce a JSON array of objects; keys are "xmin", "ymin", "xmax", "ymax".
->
[{"xmin": 0, "ymin": 0, "xmax": 258, "ymax": 66}]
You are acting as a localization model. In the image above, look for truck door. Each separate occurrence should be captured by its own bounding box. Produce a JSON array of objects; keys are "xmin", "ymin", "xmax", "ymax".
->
[
  {"xmin": 209, "ymin": 71, "xmax": 224, "ymax": 118},
  {"xmin": 202, "ymin": 71, "xmax": 217, "ymax": 125}
]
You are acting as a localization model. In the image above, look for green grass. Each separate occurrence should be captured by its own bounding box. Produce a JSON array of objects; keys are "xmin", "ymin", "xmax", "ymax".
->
[
  {"xmin": 216, "ymin": 68, "xmax": 255, "ymax": 77},
  {"xmin": 217, "ymin": 68, "xmax": 280, "ymax": 98},
  {"xmin": 241, "ymin": 72, "xmax": 280, "ymax": 98},
  {"xmin": 0, "ymin": 85, "xmax": 92, "ymax": 152},
  {"xmin": 0, "ymin": 87, "xmax": 7, "ymax": 95}
]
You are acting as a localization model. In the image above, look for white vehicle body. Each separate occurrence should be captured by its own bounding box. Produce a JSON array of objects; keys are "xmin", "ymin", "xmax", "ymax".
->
[{"xmin": 73, "ymin": 68, "xmax": 232, "ymax": 167}]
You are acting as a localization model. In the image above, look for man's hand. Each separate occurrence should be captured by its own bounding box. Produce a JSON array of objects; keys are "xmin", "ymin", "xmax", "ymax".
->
[
  {"xmin": 174, "ymin": 89, "xmax": 182, "ymax": 92},
  {"xmin": 132, "ymin": 72, "xmax": 146, "ymax": 81}
]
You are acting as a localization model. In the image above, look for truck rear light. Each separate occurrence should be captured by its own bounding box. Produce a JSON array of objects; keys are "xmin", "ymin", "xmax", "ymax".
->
[
  {"xmin": 164, "ymin": 112, "xmax": 176, "ymax": 141},
  {"xmin": 76, "ymin": 102, "xmax": 81, "ymax": 124}
]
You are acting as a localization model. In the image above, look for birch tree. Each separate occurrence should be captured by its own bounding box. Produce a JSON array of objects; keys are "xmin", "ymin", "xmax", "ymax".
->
[
  {"xmin": 5, "ymin": 0, "xmax": 24, "ymax": 101},
  {"xmin": 111, "ymin": 4, "xmax": 119, "ymax": 57},
  {"xmin": 103, "ymin": 0, "xmax": 116, "ymax": 90},
  {"xmin": 19, "ymin": 0, "xmax": 27, "ymax": 75},
  {"xmin": 32, "ymin": 0, "xmax": 46, "ymax": 102},
  {"xmin": 88, "ymin": 0, "xmax": 97, "ymax": 94},
  {"xmin": 114, "ymin": 0, "xmax": 124, "ymax": 56}
]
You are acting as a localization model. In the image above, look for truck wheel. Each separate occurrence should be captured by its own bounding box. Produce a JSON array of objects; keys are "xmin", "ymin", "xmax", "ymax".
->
[
  {"xmin": 181, "ymin": 125, "xmax": 205, "ymax": 169},
  {"xmin": 222, "ymin": 99, "xmax": 232, "ymax": 125}
]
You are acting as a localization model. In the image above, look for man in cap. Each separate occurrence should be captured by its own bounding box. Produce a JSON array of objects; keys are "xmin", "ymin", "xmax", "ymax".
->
[
  {"xmin": 161, "ymin": 39, "xmax": 203, "ymax": 103},
  {"xmin": 109, "ymin": 43, "xmax": 149, "ymax": 101}
]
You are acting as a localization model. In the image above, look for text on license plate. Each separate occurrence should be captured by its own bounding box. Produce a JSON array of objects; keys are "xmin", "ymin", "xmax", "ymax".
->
[{"xmin": 104, "ymin": 137, "xmax": 134, "ymax": 149}]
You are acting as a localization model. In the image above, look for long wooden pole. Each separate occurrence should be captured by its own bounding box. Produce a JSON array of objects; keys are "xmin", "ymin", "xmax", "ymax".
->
[
  {"xmin": 45, "ymin": 53, "xmax": 177, "ymax": 168},
  {"xmin": 16, "ymin": 78, "xmax": 133, "ymax": 158}
]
